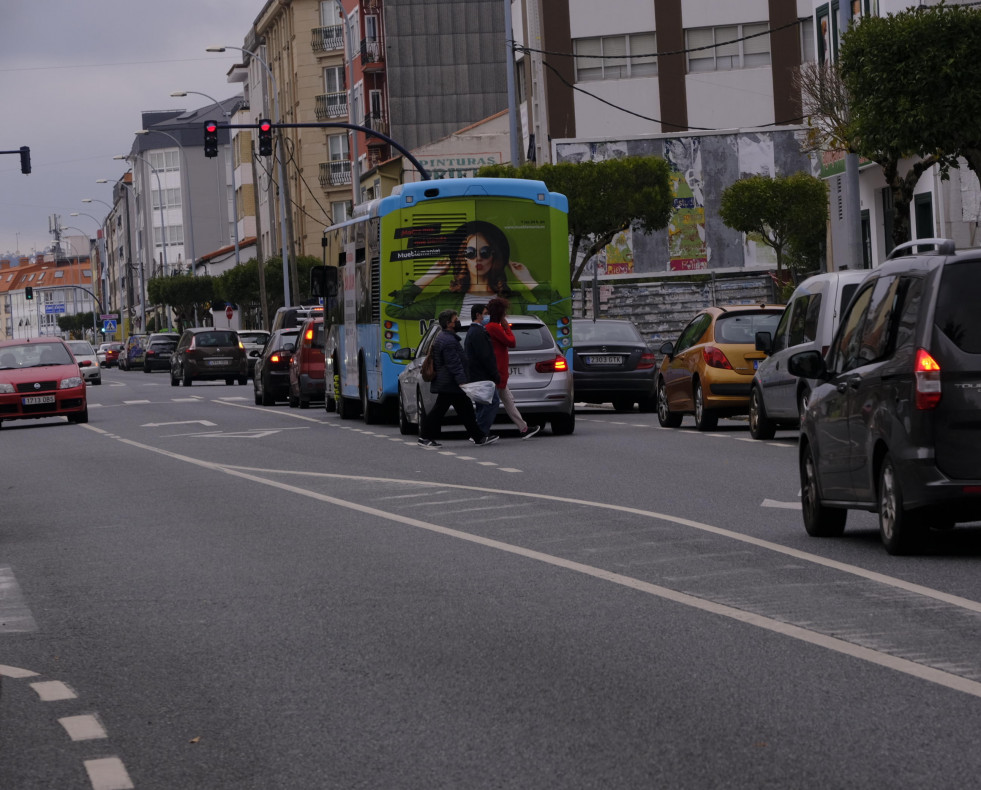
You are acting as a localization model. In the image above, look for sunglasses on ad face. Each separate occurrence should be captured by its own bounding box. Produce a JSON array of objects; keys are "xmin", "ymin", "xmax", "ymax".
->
[{"xmin": 464, "ymin": 246, "xmax": 493, "ymax": 260}]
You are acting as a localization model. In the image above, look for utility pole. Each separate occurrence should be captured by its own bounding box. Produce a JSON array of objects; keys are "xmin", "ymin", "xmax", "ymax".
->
[{"xmin": 838, "ymin": 1, "xmax": 864, "ymax": 266}]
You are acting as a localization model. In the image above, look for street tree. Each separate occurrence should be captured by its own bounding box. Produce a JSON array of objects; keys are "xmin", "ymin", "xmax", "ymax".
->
[
  {"xmin": 479, "ymin": 158, "xmax": 673, "ymax": 285},
  {"xmin": 147, "ymin": 274, "xmax": 214, "ymax": 332},
  {"xmin": 719, "ymin": 172, "xmax": 828, "ymax": 278},
  {"xmin": 839, "ymin": 4, "xmax": 981, "ymax": 246}
]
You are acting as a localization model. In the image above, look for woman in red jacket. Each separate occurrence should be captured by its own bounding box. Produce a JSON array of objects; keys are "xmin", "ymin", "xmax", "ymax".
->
[{"xmin": 485, "ymin": 297, "xmax": 541, "ymax": 440}]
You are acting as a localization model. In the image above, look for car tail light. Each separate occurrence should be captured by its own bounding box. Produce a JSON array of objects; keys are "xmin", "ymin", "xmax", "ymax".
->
[
  {"xmin": 305, "ymin": 327, "xmax": 314, "ymax": 341},
  {"xmin": 271, "ymin": 353, "xmax": 283, "ymax": 364},
  {"xmin": 914, "ymin": 348, "xmax": 942, "ymax": 410},
  {"xmin": 146, "ymin": 350, "xmax": 155, "ymax": 357},
  {"xmin": 187, "ymin": 337, "xmax": 197, "ymax": 351},
  {"xmin": 637, "ymin": 351, "xmax": 656, "ymax": 370},
  {"xmin": 702, "ymin": 346, "xmax": 733, "ymax": 370},
  {"xmin": 535, "ymin": 356, "xmax": 568, "ymax": 373}
]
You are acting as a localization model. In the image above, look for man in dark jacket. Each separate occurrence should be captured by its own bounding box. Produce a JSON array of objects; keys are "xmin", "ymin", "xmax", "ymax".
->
[
  {"xmin": 464, "ymin": 303, "xmax": 502, "ymax": 435},
  {"xmin": 418, "ymin": 309, "xmax": 499, "ymax": 448}
]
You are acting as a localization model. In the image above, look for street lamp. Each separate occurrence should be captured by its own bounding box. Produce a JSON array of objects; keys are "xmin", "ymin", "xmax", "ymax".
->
[
  {"xmin": 97, "ymin": 178, "xmax": 146, "ymax": 332},
  {"xmin": 70, "ymin": 211, "xmax": 111, "ymax": 316},
  {"xmin": 171, "ymin": 90, "xmax": 241, "ymax": 268},
  {"xmin": 207, "ymin": 44, "xmax": 291, "ymax": 308},
  {"xmin": 136, "ymin": 129, "xmax": 196, "ymax": 273},
  {"xmin": 82, "ymin": 197, "xmax": 113, "ymax": 211},
  {"xmin": 114, "ymin": 153, "xmax": 169, "ymax": 276}
]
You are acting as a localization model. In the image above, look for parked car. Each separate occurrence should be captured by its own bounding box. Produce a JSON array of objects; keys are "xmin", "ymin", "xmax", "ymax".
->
[
  {"xmin": 657, "ymin": 304, "xmax": 784, "ymax": 431},
  {"xmin": 788, "ymin": 239, "xmax": 981, "ymax": 555},
  {"xmin": 119, "ymin": 334, "xmax": 149, "ymax": 370},
  {"xmin": 396, "ymin": 315, "xmax": 575, "ymax": 436},
  {"xmin": 288, "ymin": 318, "xmax": 325, "ymax": 409},
  {"xmin": 571, "ymin": 318, "xmax": 657, "ymax": 412},
  {"xmin": 65, "ymin": 340, "xmax": 102, "ymax": 385},
  {"xmin": 97, "ymin": 342, "xmax": 123, "ymax": 367},
  {"xmin": 170, "ymin": 328, "xmax": 248, "ymax": 386},
  {"xmin": 143, "ymin": 334, "xmax": 179, "ymax": 372},
  {"xmin": 0, "ymin": 338, "xmax": 88, "ymax": 427},
  {"xmin": 270, "ymin": 304, "xmax": 323, "ymax": 332},
  {"xmin": 238, "ymin": 330, "xmax": 271, "ymax": 377},
  {"xmin": 748, "ymin": 270, "xmax": 869, "ymax": 440},
  {"xmin": 253, "ymin": 329, "xmax": 301, "ymax": 405}
]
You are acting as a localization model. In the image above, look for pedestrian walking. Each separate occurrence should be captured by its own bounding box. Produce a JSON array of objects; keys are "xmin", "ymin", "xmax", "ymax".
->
[
  {"xmin": 463, "ymin": 303, "xmax": 501, "ymax": 436},
  {"xmin": 418, "ymin": 309, "xmax": 499, "ymax": 448},
  {"xmin": 485, "ymin": 297, "xmax": 541, "ymax": 440}
]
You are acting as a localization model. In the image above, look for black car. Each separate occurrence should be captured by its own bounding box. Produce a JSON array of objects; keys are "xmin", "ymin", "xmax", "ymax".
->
[
  {"xmin": 571, "ymin": 319, "xmax": 658, "ymax": 412},
  {"xmin": 788, "ymin": 238, "xmax": 981, "ymax": 554},
  {"xmin": 170, "ymin": 328, "xmax": 248, "ymax": 386},
  {"xmin": 143, "ymin": 334, "xmax": 179, "ymax": 372},
  {"xmin": 253, "ymin": 329, "xmax": 300, "ymax": 405}
]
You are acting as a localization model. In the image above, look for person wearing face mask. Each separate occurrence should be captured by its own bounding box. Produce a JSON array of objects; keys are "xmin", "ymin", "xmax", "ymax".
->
[
  {"xmin": 418, "ymin": 309, "xmax": 499, "ymax": 448},
  {"xmin": 464, "ymin": 303, "xmax": 501, "ymax": 436}
]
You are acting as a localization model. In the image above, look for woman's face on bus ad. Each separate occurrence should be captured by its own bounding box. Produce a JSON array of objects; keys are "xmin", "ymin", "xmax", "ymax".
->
[{"xmin": 461, "ymin": 232, "xmax": 500, "ymax": 280}]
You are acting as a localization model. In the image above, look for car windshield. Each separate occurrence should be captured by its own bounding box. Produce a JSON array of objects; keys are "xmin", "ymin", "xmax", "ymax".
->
[
  {"xmin": 714, "ymin": 312, "xmax": 783, "ymax": 344},
  {"xmin": 0, "ymin": 343, "xmax": 74, "ymax": 368},
  {"xmin": 196, "ymin": 331, "xmax": 239, "ymax": 347},
  {"xmin": 573, "ymin": 320, "xmax": 642, "ymax": 343}
]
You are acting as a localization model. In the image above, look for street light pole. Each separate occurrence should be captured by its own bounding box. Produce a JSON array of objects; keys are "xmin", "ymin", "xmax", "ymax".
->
[
  {"xmin": 171, "ymin": 90, "xmax": 241, "ymax": 268},
  {"xmin": 207, "ymin": 44, "xmax": 291, "ymax": 308},
  {"xmin": 136, "ymin": 129, "xmax": 196, "ymax": 274}
]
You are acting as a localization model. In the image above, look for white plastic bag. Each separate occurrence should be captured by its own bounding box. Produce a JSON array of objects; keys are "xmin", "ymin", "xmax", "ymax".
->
[{"xmin": 460, "ymin": 380, "xmax": 496, "ymax": 405}]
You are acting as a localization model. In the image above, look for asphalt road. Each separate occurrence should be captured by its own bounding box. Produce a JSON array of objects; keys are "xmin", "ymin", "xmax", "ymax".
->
[{"xmin": 3, "ymin": 367, "xmax": 981, "ymax": 789}]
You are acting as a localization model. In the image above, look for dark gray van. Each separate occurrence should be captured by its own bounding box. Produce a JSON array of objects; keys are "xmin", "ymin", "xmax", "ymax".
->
[{"xmin": 788, "ymin": 239, "xmax": 981, "ymax": 554}]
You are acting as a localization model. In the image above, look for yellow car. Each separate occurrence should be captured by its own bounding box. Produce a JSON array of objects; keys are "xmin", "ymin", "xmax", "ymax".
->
[{"xmin": 657, "ymin": 304, "xmax": 784, "ymax": 431}]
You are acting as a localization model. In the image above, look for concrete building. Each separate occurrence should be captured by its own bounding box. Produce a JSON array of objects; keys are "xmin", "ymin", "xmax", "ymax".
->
[{"xmin": 0, "ymin": 256, "xmax": 96, "ymax": 341}]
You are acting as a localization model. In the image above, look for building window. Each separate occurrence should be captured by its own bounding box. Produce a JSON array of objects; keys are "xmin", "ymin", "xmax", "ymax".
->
[
  {"xmin": 800, "ymin": 17, "xmax": 816, "ymax": 63},
  {"xmin": 328, "ymin": 133, "xmax": 349, "ymax": 161},
  {"xmin": 153, "ymin": 225, "xmax": 184, "ymax": 246},
  {"xmin": 686, "ymin": 23, "xmax": 771, "ymax": 72},
  {"xmin": 151, "ymin": 187, "xmax": 182, "ymax": 210},
  {"xmin": 573, "ymin": 32, "xmax": 657, "ymax": 82},
  {"xmin": 331, "ymin": 200, "xmax": 353, "ymax": 224},
  {"xmin": 148, "ymin": 149, "xmax": 180, "ymax": 172}
]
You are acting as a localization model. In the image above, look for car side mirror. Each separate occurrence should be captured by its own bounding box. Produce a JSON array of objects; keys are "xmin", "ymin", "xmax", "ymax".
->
[
  {"xmin": 392, "ymin": 347, "xmax": 413, "ymax": 361},
  {"xmin": 787, "ymin": 350, "xmax": 827, "ymax": 379},
  {"xmin": 755, "ymin": 331, "xmax": 773, "ymax": 355},
  {"xmin": 658, "ymin": 341, "xmax": 674, "ymax": 359}
]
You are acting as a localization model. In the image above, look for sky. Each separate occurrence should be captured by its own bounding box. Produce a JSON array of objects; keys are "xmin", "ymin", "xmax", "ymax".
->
[{"xmin": 0, "ymin": 0, "xmax": 264, "ymax": 257}]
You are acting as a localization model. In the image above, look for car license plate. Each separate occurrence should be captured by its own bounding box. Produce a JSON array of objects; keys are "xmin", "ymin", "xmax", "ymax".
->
[
  {"xmin": 22, "ymin": 395, "xmax": 55, "ymax": 405},
  {"xmin": 509, "ymin": 365, "xmax": 523, "ymax": 376},
  {"xmin": 160, "ymin": 352, "xmax": 171, "ymax": 359},
  {"xmin": 207, "ymin": 359, "xmax": 229, "ymax": 366},
  {"xmin": 585, "ymin": 354, "xmax": 623, "ymax": 365}
]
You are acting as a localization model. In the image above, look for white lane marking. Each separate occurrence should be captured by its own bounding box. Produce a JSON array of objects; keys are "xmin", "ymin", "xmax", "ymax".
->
[
  {"xmin": 142, "ymin": 420, "xmax": 217, "ymax": 428},
  {"xmin": 762, "ymin": 498, "xmax": 803, "ymax": 510},
  {"xmin": 0, "ymin": 664, "xmax": 38, "ymax": 678},
  {"xmin": 31, "ymin": 680, "xmax": 77, "ymax": 701},
  {"xmin": 122, "ymin": 400, "xmax": 151, "ymax": 404},
  {"xmin": 87, "ymin": 430, "xmax": 981, "ymax": 697},
  {"xmin": 477, "ymin": 461, "xmax": 497, "ymax": 466},
  {"xmin": 84, "ymin": 757, "xmax": 134, "ymax": 790},
  {"xmin": 59, "ymin": 714, "xmax": 108, "ymax": 741},
  {"xmin": 499, "ymin": 468, "xmax": 522, "ymax": 473},
  {"xmin": 0, "ymin": 566, "xmax": 38, "ymax": 632}
]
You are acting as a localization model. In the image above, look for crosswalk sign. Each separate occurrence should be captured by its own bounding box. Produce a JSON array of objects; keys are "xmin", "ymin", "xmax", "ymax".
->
[{"xmin": 103, "ymin": 320, "xmax": 117, "ymax": 333}]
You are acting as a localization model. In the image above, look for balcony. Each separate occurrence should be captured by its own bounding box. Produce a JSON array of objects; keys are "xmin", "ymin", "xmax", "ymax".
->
[
  {"xmin": 360, "ymin": 36, "xmax": 385, "ymax": 69},
  {"xmin": 363, "ymin": 111, "xmax": 388, "ymax": 139},
  {"xmin": 315, "ymin": 92, "xmax": 349, "ymax": 120},
  {"xmin": 312, "ymin": 25, "xmax": 344, "ymax": 53},
  {"xmin": 320, "ymin": 160, "xmax": 352, "ymax": 189}
]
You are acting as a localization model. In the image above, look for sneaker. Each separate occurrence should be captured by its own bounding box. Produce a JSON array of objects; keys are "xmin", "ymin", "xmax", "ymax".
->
[
  {"xmin": 521, "ymin": 425, "xmax": 541, "ymax": 441},
  {"xmin": 471, "ymin": 434, "xmax": 499, "ymax": 446},
  {"xmin": 417, "ymin": 438, "xmax": 442, "ymax": 448}
]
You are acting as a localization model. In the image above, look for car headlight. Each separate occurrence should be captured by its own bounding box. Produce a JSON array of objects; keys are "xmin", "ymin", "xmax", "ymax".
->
[
  {"xmin": 59, "ymin": 376, "xmax": 83, "ymax": 389},
  {"xmin": 0, "ymin": 382, "xmax": 13, "ymax": 394}
]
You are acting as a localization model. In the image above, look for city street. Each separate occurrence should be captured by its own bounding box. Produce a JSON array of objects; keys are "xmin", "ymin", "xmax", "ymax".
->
[{"xmin": 3, "ymin": 369, "xmax": 981, "ymax": 789}]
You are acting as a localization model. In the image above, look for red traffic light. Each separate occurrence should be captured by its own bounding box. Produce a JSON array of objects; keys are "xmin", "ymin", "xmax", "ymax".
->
[
  {"xmin": 205, "ymin": 122, "xmax": 218, "ymax": 133},
  {"xmin": 259, "ymin": 120, "xmax": 272, "ymax": 132},
  {"xmin": 257, "ymin": 118, "xmax": 273, "ymax": 156}
]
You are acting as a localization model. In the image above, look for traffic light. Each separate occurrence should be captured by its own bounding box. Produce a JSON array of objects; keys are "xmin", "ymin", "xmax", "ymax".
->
[
  {"xmin": 25, "ymin": 286, "xmax": 33, "ymax": 300},
  {"xmin": 204, "ymin": 121, "xmax": 219, "ymax": 158},
  {"xmin": 258, "ymin": 119, "xmax": 273, "ymax": 156},
  {"xmin": 19, "ymin": 146, "xmax": 30, "ymax": 174}
]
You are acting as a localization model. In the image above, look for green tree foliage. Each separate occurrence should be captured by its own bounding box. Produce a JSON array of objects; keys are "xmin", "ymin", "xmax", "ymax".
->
[
  {"xmin": 719, "ymin": 172, "xmax": 828, "ymax": 276},
  {"xmin": 147, "ymin": 274, "xmax": 214, "ymax": 332},
  {"xmin": 211, "ymin": 255, "xmax": 323, "ymax": 327},
  {"xmin": 839, "ymin": 4, "xmax": 981, "ymax": 246},
  {"xmin": 478, "ymin": 157, "xmax": 673, "ymax": 285},
  {"xmin": 57, "ymin": 311, "xmax": 99, "ymax": 337}
]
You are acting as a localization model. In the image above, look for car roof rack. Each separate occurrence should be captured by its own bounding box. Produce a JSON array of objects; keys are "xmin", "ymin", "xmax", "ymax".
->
[{"xmin": 887, "ymin": 238, "xmax": 956, "ymax": 259}]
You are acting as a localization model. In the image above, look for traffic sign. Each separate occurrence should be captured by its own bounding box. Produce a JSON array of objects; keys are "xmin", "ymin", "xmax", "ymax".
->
[
  {"xmin": 103, "ymin": 320, "xmax": 117, "ymax": 333},
  {"xmin": 44, "ymin": 303, "xmax": 66, "ymax": 314},
  {"xmin": 225, "ymin": 305, "xmax": 234, "ymax": 320},
  {"xmin": 100, "ymin": 314, "xmax": 118, "ymax": 321}
]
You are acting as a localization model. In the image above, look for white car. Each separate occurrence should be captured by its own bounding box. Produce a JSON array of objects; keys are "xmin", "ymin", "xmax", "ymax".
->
[
  {"xmin": 238, "ymin": 330, "xmax": 271, "ymax": 377},
  {"xmin": 65, "ymin": 340, "xmax": 102, "ymax": 385}
]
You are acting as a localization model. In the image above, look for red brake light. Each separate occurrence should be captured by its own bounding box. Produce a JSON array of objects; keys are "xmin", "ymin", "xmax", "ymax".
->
[
  {"xmin": 305, "ymin": 328, "xmax": 314, "ymax": 341},
  {"xmin": 637, "ymin": 351, "xmax": 656, "ymax": 370},
  {"xmin": 702, "ymin": 346, "xmax": 733, "ymax": 370},
  {"xmin": 914, "ymin": 348, "xmax": 942, "ymax": 410},
  {"xmin": 535, "ymin": 356, "xmax": 568, "ymax": 373},
  {"xmin": 271, "ymin": 353, "xmax": 281, "ymax": 363}
]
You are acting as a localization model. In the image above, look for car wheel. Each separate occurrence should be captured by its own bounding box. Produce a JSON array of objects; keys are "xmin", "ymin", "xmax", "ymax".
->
[
  {"xmin": 656, "ymin": 379, "xmax": 682, "ymax": 428},
  {"xmin": 398, "ymin": 386, "xmax": 416, "ymax": 435},
  {"xmin": 637, "ymin": 392, "xmax": 657, "ymax": 413},
  {"xmin": 612, "ymin": 396, "xmax": 634, "ymax": 413},
  {"xmin": 238, "ymin": 376, "xmax": 247, "ymax": 386},
  {"xmin": 170, "ymin": 370, "xmax": 179, "ymax": 387},
  {"xmin": 182, "ymin": 366, "xmax": 192, "ymax": 387},
  {"xmin": 692, "ymin": 381, "xmax": 718, "ymax": 431},
  {"xmin": 261, "ymin": 376, "xmax": 274, "ymax": 406},
  {"xmin": 550, "ymin": 410, "xmax": 575, "ymax": 435},
  {"xmin": 94, "ymin": 378, "xmax": 102, "ymax": 386},
  {"xmin": 288, "ymin": 389, "xmax": 299, "ymax": 408},
  {"xmin": 68, "ymin": 406, "xmax": 89, "ymax": 425},
  {"xmin": 800, "ymin": 443, "xmax": 847, "ymax": 537},
  {"xmin": 878, "ymin": 454, "xmax": 924, "ymax": 555},
  {"xmin": 144, "ymin": 363, "xmax": 151, "ymax": 373},
  {"xmin": 748, "ymin": 387, "xmax": 776, "ymax": 440}
]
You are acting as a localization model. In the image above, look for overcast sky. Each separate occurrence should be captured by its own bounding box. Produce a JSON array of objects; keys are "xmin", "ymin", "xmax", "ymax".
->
[{"xmin": 0, "ymin": 0, "xmax": 263, "ymax": 257}]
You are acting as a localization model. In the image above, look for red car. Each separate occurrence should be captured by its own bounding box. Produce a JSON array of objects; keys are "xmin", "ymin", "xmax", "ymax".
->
[
  {"xmin": 0, "ymin": 338, "xmax": 88, "ymax": 428},
  {"xmin": 288, "ymin": 317, "xmax": 325, "ymax": 409},
  {"xmin": 98, "ymin": 342, "xmax": 123, "ymax": 367}
]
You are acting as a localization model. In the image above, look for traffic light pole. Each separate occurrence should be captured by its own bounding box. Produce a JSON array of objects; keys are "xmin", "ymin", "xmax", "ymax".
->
[{"xmin": 1, "ymin": 146, "xmax": 31, "ymax": 174}]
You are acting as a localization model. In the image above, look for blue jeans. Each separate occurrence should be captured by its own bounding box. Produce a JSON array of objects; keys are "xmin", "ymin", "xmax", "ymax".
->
[{"xmin": 475, "ymin": 388, "xmax": 501, "ymax": 435}]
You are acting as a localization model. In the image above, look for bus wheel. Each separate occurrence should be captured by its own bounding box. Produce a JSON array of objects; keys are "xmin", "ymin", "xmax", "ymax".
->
[
  {"xmin": 337, "ymin": 394, "xmax": 356, "ymax": 419},
  {"xmin": 360, "ymin": 365, "xmax": 382, "ymax": 424}
]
